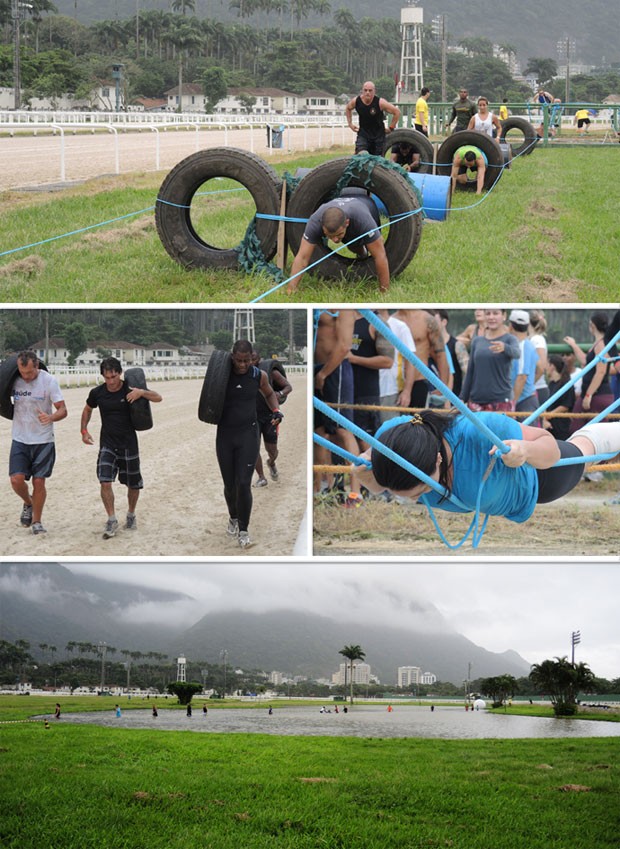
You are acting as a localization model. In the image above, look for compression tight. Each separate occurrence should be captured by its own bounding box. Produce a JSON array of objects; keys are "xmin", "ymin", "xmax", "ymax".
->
[{"xmin": 216, "ymin": 423, "xmax": 261, "ymax": 532}]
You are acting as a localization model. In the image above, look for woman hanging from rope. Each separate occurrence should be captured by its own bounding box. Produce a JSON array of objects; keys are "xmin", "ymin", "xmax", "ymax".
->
[{"xmin": 353, "ymin": 410, "xmax": 620, "ymax": 523}]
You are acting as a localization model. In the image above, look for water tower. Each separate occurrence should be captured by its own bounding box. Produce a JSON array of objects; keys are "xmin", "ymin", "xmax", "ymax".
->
[
  {"xmin": 176, "ymin": 655, "xmax": 187, "ymax": 683},
  {"xmin": 234, "ymin": 309, "xmax": 255, "ymax": 343},
  {"xmin": 399, "ymin": 1, "xmax": 424, "ymax": 97}
]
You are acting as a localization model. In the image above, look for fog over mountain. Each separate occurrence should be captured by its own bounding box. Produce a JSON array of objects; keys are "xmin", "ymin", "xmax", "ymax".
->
[{"xmin": 0, "ymin": 563, "xmax": 530, "ymax": 684}]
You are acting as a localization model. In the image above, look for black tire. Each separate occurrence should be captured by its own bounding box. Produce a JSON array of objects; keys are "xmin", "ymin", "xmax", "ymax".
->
[
  {"xmin": 285, "ymin": 156, "xmax": 423, "ymax": 282},
  {"xmin": 260, "ymin": 358, "xmax": 288, "ymax": 404},
  {"xmin": 0, "ymin": 356, "xmax": 48, "ymax": 421},
  {"xmin": 382, "ymin": 128, "xmax": 434, "ymax": 174},
  {"xmin": 499, "ymin": 116, "xmax": 538, "ymax": 156},
  {"xmin": 198, "ymin": 350, "xmax": 232, "ymax": 424},
  {"xmin": 155, "ymin": 147, "xmax": 282, "ymax": 270},
  {"xmin": 436, "ymin": 131, "xmax": 505, "ymax": 190},
  {"xmin": 123, "ymin": 367, "xmax": 153, "ymax": 432}
]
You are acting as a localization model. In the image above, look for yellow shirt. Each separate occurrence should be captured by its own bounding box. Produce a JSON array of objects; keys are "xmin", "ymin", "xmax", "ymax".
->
[
  {"xmin": 415, "ymin": 96, "xmax": 429, "ymax": 127},
  {"xmin": 575, "ymin": 109, "xmax": 590, "ymax": 120},
  {"xmin": 499, "ymin": 104, "xmax": 508, "ymax": 120}
]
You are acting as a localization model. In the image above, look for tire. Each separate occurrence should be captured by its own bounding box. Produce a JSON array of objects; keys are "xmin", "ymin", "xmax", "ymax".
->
[
  {"xmin": 155, "ymin": 147, "xmax": 282, "ymax": 270},
  {"xmin": 436, "ymin": 131, "xmax": 505, "ymax": 190},
  {"xmin": 198, "ymin": 350, "xmax": 232, "ymax": 424},
  {"xmin": 499, "ymin": 117, "xmax": 538, "ymax": 156},
  {"xmin": 123, "ymin": 367, "xmax": 153, "ymax": 432},
  {"xmin": 382, "ymin": 128, "xmax": 434, "ymax": 174},
  {"xmin": 285, "ymin": 156, "xmax": 423, "ymax": 282},
  {"xmin": 260, "ymin": 358, "xmax": 288, "ymax": 404},
  {"xmin": 0, "ymin": 356, "xmax": 48, "ymax": 421}
]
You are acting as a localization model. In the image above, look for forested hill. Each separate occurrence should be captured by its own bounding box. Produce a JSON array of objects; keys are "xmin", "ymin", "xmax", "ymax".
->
[{"xmin": 53, "ymin": 0, "xmax": 617, "ymax": 66}]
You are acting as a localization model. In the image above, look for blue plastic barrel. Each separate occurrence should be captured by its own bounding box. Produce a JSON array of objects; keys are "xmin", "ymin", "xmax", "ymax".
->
[{"xmin": 372, "ymin": 172, "xmax": 451, "ymax": 222}]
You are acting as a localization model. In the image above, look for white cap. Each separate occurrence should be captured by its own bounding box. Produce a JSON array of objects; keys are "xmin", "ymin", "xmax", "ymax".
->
[{"xmin": 508, "ymin": 309, "xmax": 530, "ymax": 327}]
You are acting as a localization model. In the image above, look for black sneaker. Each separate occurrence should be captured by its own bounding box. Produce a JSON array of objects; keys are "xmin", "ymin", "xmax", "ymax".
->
[{"xmin": 20, "ymin": 504, "xmax": 33, "ymax": 527}]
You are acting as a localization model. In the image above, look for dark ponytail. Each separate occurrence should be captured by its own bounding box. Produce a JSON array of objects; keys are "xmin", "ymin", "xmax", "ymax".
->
[{"xmin": 371, "ymin": 410, "xmax": 457, "ymax": 496}]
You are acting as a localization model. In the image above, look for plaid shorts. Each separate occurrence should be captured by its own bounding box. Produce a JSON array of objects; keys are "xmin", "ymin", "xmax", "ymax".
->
[{"xmin": 96, "ymin": 445, "xmax": 143, "ymax": 489}]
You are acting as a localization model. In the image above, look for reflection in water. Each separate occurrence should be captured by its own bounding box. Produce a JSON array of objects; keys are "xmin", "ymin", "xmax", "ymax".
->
[{"xmin": 49, "ymin": 705, "xmax": 620, "ymax": 740}]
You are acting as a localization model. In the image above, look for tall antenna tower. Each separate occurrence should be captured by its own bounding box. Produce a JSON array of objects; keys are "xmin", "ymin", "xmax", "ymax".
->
[
  {"xmin": 400, "ymin": 1, "xmax": 424, "ymax": 96},
  {"xmin": 234, "ymin": 309, "xmax": 255, "ymax": 343}
]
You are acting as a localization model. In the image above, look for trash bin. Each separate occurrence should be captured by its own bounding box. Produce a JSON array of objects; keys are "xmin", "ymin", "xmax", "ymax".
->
[{"xmin": 266, "ymin": 124, "xmax": 285, "ymax": 149}]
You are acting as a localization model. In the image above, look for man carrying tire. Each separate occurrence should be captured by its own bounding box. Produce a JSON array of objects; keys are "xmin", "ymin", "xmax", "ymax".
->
[
  {"xmin": 8, "ymin": 350, "xmax": 67, "ymax": 536},
  {"xmin": 345, "ymin": 81, "xmax": 401, "ymax": 155},
  {"xmin": 450, "ymin": 145, "xmax": 487, "ymax": 195},
  {"xmin": 216, "ymin": 340, "xmax": 283, "ymax": 549},
  {"xmin": 80, "ymin": 357, "xmax": 162, "ymax": 539},
  {"xmin": 288, "ymin": 196, "xmax": 390, "ymax": 294}
]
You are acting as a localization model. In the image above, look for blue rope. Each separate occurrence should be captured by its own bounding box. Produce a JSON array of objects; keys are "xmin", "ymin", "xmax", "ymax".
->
[{"xmin": 313, "ymin": 433, "xmax": 371, "ymax": 467}]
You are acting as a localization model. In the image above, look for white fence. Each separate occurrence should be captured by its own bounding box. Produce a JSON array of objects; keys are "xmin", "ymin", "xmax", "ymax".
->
[{"xmin": 49, "ymin": 363, "xmax": 306, "ymax": 388}]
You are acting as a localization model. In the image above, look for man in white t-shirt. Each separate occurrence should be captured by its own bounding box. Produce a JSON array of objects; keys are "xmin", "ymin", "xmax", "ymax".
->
[
  {"xmin": 375, "ymin": 309, "xmax": 416, "ymax": 424},
  {"xmin": 9, "ymin": 350, "xmax": 67, "ymax": 534}
]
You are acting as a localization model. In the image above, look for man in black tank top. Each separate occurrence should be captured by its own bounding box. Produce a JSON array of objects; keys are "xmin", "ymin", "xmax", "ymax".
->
[
  {"xmin": 345, "ymin": 81, "xmax": 401, "ymax": 155},
  {"xmin": 215, "ymin": 340, "xmax": 283, "ymax": 549}
]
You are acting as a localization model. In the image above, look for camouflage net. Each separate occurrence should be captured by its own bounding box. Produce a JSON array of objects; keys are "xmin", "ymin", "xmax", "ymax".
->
[{"xmin": 334, "ymin": 152, "xmax": 424, "ymax": 216}]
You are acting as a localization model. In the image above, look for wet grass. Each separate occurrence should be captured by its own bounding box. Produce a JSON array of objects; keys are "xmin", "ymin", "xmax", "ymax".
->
[{"xmin": 0, "ymin": 147, "xmax": 617, "ymax": 304}]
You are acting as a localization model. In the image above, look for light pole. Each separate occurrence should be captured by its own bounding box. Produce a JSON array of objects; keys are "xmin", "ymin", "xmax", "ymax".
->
[
  {"xmin": 220, "ymin": 649, "xmax": 228, "ymax": 698},
  {"xmin": 98, "ymin": 642, "xmax": 107, "ymax": 692},
  {"xmin": 557, "ymin": 36, "xmax": 576, "ymax": 104},
  {"xmin": 571, "ymin": 630, "xmax": 581, "ymax": 665},
  {"xmin": 12, "ymin": 0, "xmax": 33, "ymax": 110},
  {"xmin": 431, "ymin": 14, "xmax": 447, "ymax": 106}
]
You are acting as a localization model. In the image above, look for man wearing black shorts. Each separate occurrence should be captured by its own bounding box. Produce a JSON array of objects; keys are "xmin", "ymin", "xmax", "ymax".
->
[
  {"xmin": 216, "ymin": 340, "xmax": 283, "ymax": 549},
  {"xmin": 80, "ymin": 357, "xmax": 162, "ymax": 539},
  {"xmin": 251, "ymin": 349, "xmax": 292, "ymax": 488}
]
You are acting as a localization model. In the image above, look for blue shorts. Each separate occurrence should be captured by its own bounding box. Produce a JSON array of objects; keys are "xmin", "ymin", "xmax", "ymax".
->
[
  {"xmin": 96, "ymin": 445, "xmax": 143, "ymax": 489},
  {"xmin": 9, "ymin": 441, "xmax": 56, "ymax": 479}
]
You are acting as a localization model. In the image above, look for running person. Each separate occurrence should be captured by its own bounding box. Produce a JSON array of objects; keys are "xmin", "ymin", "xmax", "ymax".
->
[
  {"xmin": 345, "ymin": 81, "xmax": 400, "ymax": 155},
  {"xmin": 8, "ymin": 350, "xmax": 67, "ymax": 535},
  {"xmin": 354, "ymin": 410, "xmax": 620, "ymax": 523},
  {"xmin": 217, "ymin": 340, "xmax": 283, "ymax": 548},
  {"xmin": 80, "ymin": 357, "xmax": 162, "ymax": 539},
  {"xmin": 251, "ymin": 349, "xmax": 292, "ymax": 487}
]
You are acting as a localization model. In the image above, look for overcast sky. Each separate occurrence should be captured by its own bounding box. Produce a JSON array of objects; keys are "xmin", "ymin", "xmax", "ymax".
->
[{"xmin": 64, "ymin": 561, "xmax": 620, "ymax": 681}]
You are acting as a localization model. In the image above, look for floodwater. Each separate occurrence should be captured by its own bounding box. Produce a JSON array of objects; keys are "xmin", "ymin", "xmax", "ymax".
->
[{"xmin": 46, "ymin": 704, "xmax": 620, "ymax": 740}]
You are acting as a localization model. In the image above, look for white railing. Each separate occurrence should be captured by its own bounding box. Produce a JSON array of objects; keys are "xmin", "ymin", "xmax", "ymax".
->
[
  {"xmin": 48, "ymin": 363, "xmax": 306, "ymax": 388},
  {"xmin": 0, "ymin": 110, "xmax": 348, "ymax": 129}
]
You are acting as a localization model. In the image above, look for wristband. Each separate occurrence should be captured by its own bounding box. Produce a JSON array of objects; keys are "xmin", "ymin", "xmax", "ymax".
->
[{"xmin": 81, "ymin": 428, "xmax": 88, "ymax": 434}]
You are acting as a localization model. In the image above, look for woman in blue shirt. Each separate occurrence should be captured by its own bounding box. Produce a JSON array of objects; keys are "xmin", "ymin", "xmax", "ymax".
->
[{"xmin": 356, "ymin": 410, "xmax": 619, "ymax": 523}]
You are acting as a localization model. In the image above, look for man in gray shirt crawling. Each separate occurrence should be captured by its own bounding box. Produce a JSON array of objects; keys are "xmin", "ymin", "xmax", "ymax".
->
[{"xmin": 287, "ymin": 196, "xmax": 390, "ymax": 295}]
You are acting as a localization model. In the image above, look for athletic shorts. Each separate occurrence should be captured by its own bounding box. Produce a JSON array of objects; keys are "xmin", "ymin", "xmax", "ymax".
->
[
  {"xmin": 536, "ymin": 440, "xmax": 584, "ymax": 504},
  {"xmin": 355, "ymin": 132, "xmax": 385, "ymax": 156},
  {"xmin": 257, "ymin": 412, "xmax": 278, "ymax": 445},
  {"xmin": 96, "ymin": 445, "xmax": 143, "ymax": 489},
  {"xmin": 315, "ymin": 361, "xmax": 354, "ymax": 435},
  {"xmin": 577, "ymin": 118, "xmax": 591, "ymax": 128},
  {"xmin": 414, "ymin": 124, "xmax": 429, "ymax": 137},
  {"xmin": 9, "ymin": 440, "xmax": 56, "ymax": 479}
]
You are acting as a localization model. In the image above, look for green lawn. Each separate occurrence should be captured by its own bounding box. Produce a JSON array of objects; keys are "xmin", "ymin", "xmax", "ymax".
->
[
  {"xmin": 0, "ymin": 147, "xmax": 617, "ymax": 304},
  {"xmin": 0, "ymin": 696, "xmax": 619, "ymax": 848}
]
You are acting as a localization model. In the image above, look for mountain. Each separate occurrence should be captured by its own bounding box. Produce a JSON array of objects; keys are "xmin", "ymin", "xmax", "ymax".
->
[
  {"xmin": 0, "ymin": 562, "xmax": 187, "ymax": 654},
  {"xmin": 0, "ymin": 564, "xmax": 531, "ymax": 684},
  {"xmin": 172, "ymin": 608, "xmax": 531, "ymax": 684},
  {"xmin": 51, "ymin": 0, "xmax": 617, "ymax": 67}
]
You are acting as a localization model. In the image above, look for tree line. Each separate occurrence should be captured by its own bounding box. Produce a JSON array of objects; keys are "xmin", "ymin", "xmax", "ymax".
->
[{"xmin": 1, "ymin": 3, "xmax": 618, "ymax": 110}]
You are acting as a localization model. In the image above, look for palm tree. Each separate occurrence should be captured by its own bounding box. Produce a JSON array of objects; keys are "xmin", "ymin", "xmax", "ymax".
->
[
  {"xmin": 339, "ymin": 644, "xmax": 365, "ymax": 705},
  {"xmin": 529, "ymin": 657, "xmax": 595, "ymax": 716},
  {"xmin": 163, "ymin": 17, "xmax": 203, "ymax": 111}
]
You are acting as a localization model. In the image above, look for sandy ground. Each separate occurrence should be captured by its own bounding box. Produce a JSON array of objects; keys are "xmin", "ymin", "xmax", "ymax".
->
[
  {"xmin": 313, "ymin": 482, "xmax": 620, "ymax": 558},
  {"xmin": 0, "ymin": 374, "xmax": 307, "ymax": 558},
  {"xmin": 0, "ymin": 126, "xmax": 348, "ymax": 191}
]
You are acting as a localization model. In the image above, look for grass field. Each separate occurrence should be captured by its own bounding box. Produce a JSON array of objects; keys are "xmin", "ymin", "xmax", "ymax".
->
[
  {"xmin": 1, "ymin": 695, "xmax": 619, "ymax": 848},
  {"xmin": 0, "ymin": 146, "xmax": 617, "ymax": 304}
]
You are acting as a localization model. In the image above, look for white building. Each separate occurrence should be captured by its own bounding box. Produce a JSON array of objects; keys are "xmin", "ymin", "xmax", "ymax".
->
[
  {"xmin": 398, "ymin": 666, "xmax": 422, "ymax": 687},
  {"xmin": 421, "ymin": 671, "xmax": 437, "ymax": 685},
  {"xmin": 269, "ymin": 671, "xmax": 284, "ymax": 686},
  {"xmin": 332, "ymin": 662, "xmax": 371, "ymax": 686}
]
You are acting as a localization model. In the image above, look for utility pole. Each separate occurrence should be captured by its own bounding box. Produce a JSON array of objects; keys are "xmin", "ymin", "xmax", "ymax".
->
[
  {"xmin": 557, "ymin": 36, "xmax": 576, "ymax": 104},
  {"xmin": 220, "ymin": 649, "xmax": 228, "ymax": 697},
  {"xmin": 432, "ymin": 14, "xmax": 447, "ymax": 105},
  {"xmin": 98, "ymin": 642, "xmax": 107, "ymax": 691}
]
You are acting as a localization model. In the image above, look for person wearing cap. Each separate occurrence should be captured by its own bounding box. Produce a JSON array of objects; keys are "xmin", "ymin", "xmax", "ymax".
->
[
  {"xmin": 450, "ymin": 145, "xmax": 487, "ymax": 195},
  {"xmin": 447, "ymin": 87, "xmax": 477, "ymax": 133},
  {"xmin": 414, "ymin": 87, "xmax": 431, "ymax": 136},
  {"xmin": 345, "ymin": 81, "xmax": 401, "ymax": 156},
  {"xmin": 460, "ymin": 308, "xmax": 520, "ymax": 412},
  {"xmin": 508, "ymin": 310, "xmax": 540, "ymax": 416}
]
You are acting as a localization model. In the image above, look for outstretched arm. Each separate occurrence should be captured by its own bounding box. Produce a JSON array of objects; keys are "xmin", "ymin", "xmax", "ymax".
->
[{"xmin": 495, "ymin": 423, "xmax": 561, "ymax": 469}]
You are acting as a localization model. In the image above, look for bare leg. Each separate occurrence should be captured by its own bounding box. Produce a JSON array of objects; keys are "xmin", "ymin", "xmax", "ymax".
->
[
  {"xmin": 100, "ymin": 482, "xmax": 115, "ymax": 518},
  {"xmin": 30, "ymin": 478, "xmax": 47, "ymax": 524},
  {"xmin": 10, "ymin": 474, "xmax": 32, "ymax": 507},
  {"xmin": 127, "ymin": 488, "xmax": 140, "ymax": 513}
]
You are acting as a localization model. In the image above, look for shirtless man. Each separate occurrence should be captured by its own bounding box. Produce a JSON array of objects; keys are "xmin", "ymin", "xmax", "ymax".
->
[
  {"xmin": 314, "ymin": 309, "xmax": 360, "ymax": 492},
  {"xmin": 392, "ymin": 309, "xmax": 450, "ymax": 408}
]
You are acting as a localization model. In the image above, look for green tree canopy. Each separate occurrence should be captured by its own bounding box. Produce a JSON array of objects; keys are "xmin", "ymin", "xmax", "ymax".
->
[
  {"xmin": 529, "ymin": 657, "xmax": 595, "ymax": 716},
  {"xmin": 338, "ymin": 644, "xmax": 365, "ymax": 705},
  {"xmin": 202, "ymin": 66, "xmax": 228, "ymax": 113},
  {"xmin": 63, "ymin": 322, "xmax": 88, "ymax": 366},
  {"xmin": 167, "ymin": 681, "xmax": 203, "ymax": 704}
]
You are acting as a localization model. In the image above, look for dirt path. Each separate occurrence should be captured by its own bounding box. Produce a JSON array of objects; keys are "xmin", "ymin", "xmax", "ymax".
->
[{"xmin": 0, "ymin": 374, "xmax": 307, "ymax": 557}]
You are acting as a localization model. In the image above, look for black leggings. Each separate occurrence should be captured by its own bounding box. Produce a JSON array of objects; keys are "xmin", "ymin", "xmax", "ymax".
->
[
  {"xmin": 536, "ymin": 440, "xmax": 585, "ymax": 504},
  {"xmin": 216, "ymin": 423, "xmax": 260, "ymax": 531}
]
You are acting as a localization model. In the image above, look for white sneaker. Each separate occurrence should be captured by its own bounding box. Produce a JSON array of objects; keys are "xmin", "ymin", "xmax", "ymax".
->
[
  {"xmin": 103, "ymin": 518, "xmax": 119, "ymax": 539},
  {"xmin": 238, "ymin": 531, "xmax": 253, "ymax": 549},
  {"xmin": 226, "ymin": 517, "xmax": 239, "ymax": 537}
]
